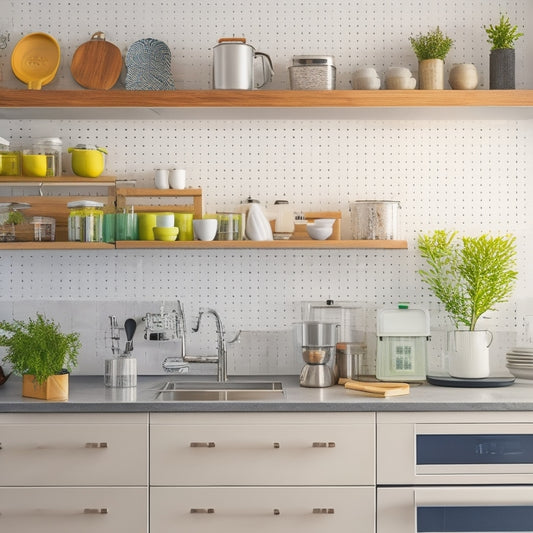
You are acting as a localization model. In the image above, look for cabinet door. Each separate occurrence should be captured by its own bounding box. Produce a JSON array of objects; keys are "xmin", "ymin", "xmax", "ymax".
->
[
  {"xmin": 0, "ymin": 413, "xmax": 148, "ymax": 486},
  {"xmin": 0, "ymin": 487, "xmax": 147, "ymax": 533},
  {"xmin": 151, "ymin": 412, "xmax": 375, "ymax": 486},
  {"xmin": 151, "ymin": 486, "xmax": 375, "ymax": 533}
]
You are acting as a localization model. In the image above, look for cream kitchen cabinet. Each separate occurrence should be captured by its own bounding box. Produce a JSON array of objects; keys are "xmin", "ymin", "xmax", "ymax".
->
[
  {"xmin": 150, "ymin": 412, "xmax": 375, "ymax": 533},
  {"xmin": 0, "ymin": 413, "xmax": 149, "ymax": 533}
]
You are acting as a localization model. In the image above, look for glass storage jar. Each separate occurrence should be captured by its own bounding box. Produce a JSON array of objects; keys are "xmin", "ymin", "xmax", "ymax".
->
[
  {"xmin": 67, "ymin": 200, "xmax": 104, "ymax": 242},
  {"xmin": 33, "ymin": 137, "xmax": 62, "ymax": 177},
  {"xmin": 0, "ymin": 137, "xmax": 21, "ymax": 176}
]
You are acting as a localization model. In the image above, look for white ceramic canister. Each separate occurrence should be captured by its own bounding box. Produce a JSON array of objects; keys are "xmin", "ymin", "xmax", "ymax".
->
[
  {"xmin": 169, "ymin": 168, "xmax": 186, "ymax": 189},
  {"xmin": 448, "ymin": 63, "xmax": 479, "ymax": 90},
  {"xmin": 154, "ymin": 168, "xmax": 169, "ymax": 189}
]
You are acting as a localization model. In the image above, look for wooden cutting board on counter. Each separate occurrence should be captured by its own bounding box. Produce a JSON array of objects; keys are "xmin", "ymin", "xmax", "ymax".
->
[
  {"xmin": 339, "ymin": 378, "xmax": 410, "ymax": 398},
  {"xmin": 70, "ymin": 31, "xmax": 122, "ymax": 90}
]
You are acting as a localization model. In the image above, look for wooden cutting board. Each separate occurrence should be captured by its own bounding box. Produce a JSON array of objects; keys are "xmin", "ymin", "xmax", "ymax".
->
[{"xmin": 70, "ymin": 32, "xmax": 122, "ymax": 90}]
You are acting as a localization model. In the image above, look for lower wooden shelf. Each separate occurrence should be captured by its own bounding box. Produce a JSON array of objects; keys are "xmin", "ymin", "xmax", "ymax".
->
[
  {"xmin": 115, "ymin": 239, "xmax": 408, "ymax": 250},
  {"xmin": 0, "ymin": 240, "xmax": 407, "ymax": 250}
]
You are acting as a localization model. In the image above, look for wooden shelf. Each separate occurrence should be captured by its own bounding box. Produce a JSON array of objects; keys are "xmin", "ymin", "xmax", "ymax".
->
[
  {"xmin": 0, "ymin": 242, "xmax": 114, "ymax": 250},
  {"xmin": 1, "ymin": 89, "xmax": 533, "ymax": 120},
  {"xmin": 115, "ymin": 239, "xmax": 408, "ymax": 250}
]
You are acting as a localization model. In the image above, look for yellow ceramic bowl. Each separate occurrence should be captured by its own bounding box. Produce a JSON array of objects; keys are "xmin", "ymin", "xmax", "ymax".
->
[
  {"xmin": 22, "ymin": 154, "xmax": 48, "ymax": 177},
  {"xmin": 153, "ymin": 226, "xmax": 179, "ymax": 241}
]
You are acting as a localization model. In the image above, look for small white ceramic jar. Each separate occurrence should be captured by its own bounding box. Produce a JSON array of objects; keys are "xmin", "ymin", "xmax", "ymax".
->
[
  {"xmin": 448, "ymin": 63, "xmax": 478, "ymax": 90},
  {"xmin": 154, "ymin": 168, "xmax": 169, "ymax": 189}
]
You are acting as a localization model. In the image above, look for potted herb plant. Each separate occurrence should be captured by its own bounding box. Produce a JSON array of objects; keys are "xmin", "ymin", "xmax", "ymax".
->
[
  {"xmin": 409, "ymin": 26, "xmax": 453, "ymax": 89},
  {"xmin": 484, "ymin": 14, "xmax": 523, "ymax": 89},
  {"xmin": 418, "ymin": 230, "xmax": 517, "ymax": 378},
  {"xmin": 0, "ymin": 207, "xmax": 25, "ymax": 242},
  {"xmin": 0, "ymin": 313, "xmax": 81, "ymax": 400}
]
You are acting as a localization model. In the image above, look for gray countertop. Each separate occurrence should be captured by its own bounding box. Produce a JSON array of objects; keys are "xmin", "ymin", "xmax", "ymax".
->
[{"xmin": 1, "ymin": 374, "xmax": 533, "ymax": 413}]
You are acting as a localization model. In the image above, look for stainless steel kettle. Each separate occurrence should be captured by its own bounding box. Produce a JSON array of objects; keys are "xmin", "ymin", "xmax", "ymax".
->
[{"xmin": 213, "ymin": 37, "xmax": 274, "ymax": 90}]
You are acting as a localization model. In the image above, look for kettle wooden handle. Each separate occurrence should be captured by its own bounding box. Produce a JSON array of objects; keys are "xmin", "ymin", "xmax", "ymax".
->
[{"xmin": 218, "ymin": 37, "xmax": 247, "ymax": 43}]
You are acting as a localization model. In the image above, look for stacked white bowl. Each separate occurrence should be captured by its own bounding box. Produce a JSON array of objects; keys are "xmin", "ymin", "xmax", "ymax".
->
[
  {"xmin": 385, "ymin": 67, "xmax": 416, "ymax": 90},
  {"xmin": 506, "ymin": 346, "xmax": 533, "ymax": 379},
  {"xmin": 352, "ymin": 67, "xmax": 381, "ymax": 90}
]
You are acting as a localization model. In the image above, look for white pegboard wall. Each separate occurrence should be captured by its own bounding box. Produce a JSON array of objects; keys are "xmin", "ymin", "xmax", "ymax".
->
[
  {"xmin": 0, "ymin": 0, "xmax": 532, "ymax": 90},
  {"xmin": 0, "ymin": 0, "xmax": 532, "ymax": 376}
]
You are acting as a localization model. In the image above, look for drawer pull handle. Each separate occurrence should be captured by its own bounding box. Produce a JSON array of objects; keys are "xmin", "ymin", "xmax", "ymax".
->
[
  {"xmin": 190, "ymin": 508, "xmax": 215, "ymax": 514},
  {"xmin": 84, "ymin": 508, "xmax": 109, "ymax": 514},
  {"xmin": 273, "ymin": 508, "xmax": 280, "ymax": 515},
  {"xmin": 313, "ymin": 508, "xmax": 335, "ymax": 514},
  {"xmin": 312, "ymin": 442, "xmax": 336, "ymax": 448},
  {"xmin": 273, "ymin": 442, "xmax": 280, "ymax": 448},
  {"xmin": 190, "ymin": 442, "xmax": 216, "ymax": 448},
  {"xmin": 85, "ymin": 442, "xmax": 108, "ymax": 448}
]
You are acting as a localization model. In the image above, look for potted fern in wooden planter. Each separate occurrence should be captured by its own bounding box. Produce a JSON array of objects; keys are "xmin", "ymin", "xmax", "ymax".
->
[
  {"xmin": 0, "ymin": 313, "xmax": 80, "ymax": 400},
  {"xmin": 409, "ymin": 26, "xmax": 453, "ymax": 89},
  {"xmin": 484, "ymin": 14, "xmax": 523, "ymax": 89},
  {"xmin": 418, "ymin": 230, "xmax": 517, "ymax": 378}
]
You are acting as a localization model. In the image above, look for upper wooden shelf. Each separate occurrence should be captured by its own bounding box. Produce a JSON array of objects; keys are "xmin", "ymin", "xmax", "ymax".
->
[{"xmin": 1, "ymin": 89, "xmax": 533, "ymax": 120}]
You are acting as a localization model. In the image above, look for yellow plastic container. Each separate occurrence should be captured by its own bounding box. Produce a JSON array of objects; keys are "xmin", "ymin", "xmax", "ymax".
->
[
  {"xmin": 22, "ymin": 153, "xmax": 48, "ymax": 177},
  {"xmin": 138, "ymin": 212, "xmax": 160, "ymax": 240}
]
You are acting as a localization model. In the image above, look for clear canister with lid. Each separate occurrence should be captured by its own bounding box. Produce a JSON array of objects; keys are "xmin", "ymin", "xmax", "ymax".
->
[
  {"xmin": 272, "ymin": 199, "xmax": 295, "ymax": 239},
  {"xmin": 67, "ymin": 200, "xmax": 104, "ymax": 242},
  {"xmin": 33, "ymin": 137, "xmax": 63, "ymax": 177},
  {"xmin": 289, "ymin": 55, "xmax": 336, "ymax": 90},
  {"xmin": 0, "ymin": 137, "xmax": 21, "ymax": 176}
]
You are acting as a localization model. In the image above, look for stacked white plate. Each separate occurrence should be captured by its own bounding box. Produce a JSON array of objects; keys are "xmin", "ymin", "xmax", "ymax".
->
[{"xmin": 506, "ymin": 347, "xmax": 533, "ymax": 379}]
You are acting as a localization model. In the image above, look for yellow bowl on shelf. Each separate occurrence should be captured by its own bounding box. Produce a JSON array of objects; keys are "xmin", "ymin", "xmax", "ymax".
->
[{"xmin": 153, "ymin": 226, "xmax": 179, "ymax": 241}]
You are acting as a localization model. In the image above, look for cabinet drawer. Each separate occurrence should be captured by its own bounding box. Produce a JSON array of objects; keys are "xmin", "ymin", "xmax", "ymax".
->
[
  {"xmin": 151, "ymin": 486, "xmax": 375, "ymax": 533},
  {"xmin": 0, "ymin": 487, "xmax": 147, "ymax": 533},
  {"xmin": 150, "ymin": 412, "xmax": 374, "ymax": 485},
  {"xmin": 0, "ymin": 413, "xmax": 148, "ymax": 486}
]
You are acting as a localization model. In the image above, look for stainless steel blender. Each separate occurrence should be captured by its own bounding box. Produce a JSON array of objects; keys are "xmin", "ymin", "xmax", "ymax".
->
[{"xmin": 295, "ymin": 321, "xmax": 338, "ymax": 387}]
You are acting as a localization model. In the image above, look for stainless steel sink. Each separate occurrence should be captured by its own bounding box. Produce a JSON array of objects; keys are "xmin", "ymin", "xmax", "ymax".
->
[{"xmin": 147, "ymin": 381, "xmax": 284, "ymax": 401}]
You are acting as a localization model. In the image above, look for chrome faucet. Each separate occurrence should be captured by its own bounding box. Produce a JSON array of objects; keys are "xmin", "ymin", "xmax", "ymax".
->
[{"xmin": 191, "ymin": 308, "xmax": 228, "ymax": 382}]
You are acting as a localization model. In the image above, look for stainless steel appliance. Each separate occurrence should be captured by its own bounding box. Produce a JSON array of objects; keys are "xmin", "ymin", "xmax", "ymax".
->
[
  {"xmin": 295, "ymin": 321, "xmax": 338, "ymax": 387},
  {"xmin": 377, "ymin": 411, "xmax": 533, "ymax": 533},
  {"xmin": 212, "ymin": 37, "xmax": 273, "ymax": 90}
]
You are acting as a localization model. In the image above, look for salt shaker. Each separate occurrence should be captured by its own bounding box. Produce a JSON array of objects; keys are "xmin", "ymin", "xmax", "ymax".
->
[
  {"xmin": 169, "ymin": 168, "xmax": 186, "ymax": 189},
  {"xmin": 154, "ymin": 168, "xmax": 169, "ymax": 189}
]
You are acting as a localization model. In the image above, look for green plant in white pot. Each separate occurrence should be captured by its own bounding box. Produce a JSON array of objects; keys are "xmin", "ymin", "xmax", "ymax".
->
[
  {"xmin": 484, "ymin": 14, "xmax": 523, "ymax": 89},
  {"xmin": 0, "ymin": 313, "xmax": 80, "ymax": 400},
  {"xmin": 417, "ymin": 230, "xmax": 517, "ymax": 378},
  {"xmin": 409, "ymin": 27, "xmax": 453, "ymax": 89}
]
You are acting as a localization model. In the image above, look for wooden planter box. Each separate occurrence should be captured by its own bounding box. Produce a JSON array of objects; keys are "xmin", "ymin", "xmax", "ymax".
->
[{"xmin": 22, "ymin": 373, "xmax": 69, "ymax": 401}]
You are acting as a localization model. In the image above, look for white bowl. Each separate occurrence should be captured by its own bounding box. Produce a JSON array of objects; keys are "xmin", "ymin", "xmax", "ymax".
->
[
  {"xmin": 307, "ymin": 223, "xmax": 333, "ymax": 240},
  {"xmin": 193, "ymin": 218, "xmax": 218, "ymax": 241}
]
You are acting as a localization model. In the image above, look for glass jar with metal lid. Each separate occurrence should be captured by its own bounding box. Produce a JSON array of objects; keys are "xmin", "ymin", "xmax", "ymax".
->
[
  {"xmin": 67, "ymin": 200, "xmax": 104, "ymax": 242},
  {"xmin": 289, "ymin": 55, "xmax": 336, "ymax": 90},
  {"xmin": 0, "ymin": 137, "xmax": 21, "ymax": 176}
]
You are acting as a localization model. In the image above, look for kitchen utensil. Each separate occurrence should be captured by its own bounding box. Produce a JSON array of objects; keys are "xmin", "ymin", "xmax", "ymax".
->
[
  {"xmin": 0, "ymin": 138, "xmax": 21, "ymax": 176},
  {"xmin": 349, "ymin": 200, "xmax": 400, "ymax": 240},
  {"xmin": 376, "ymin": 304, "xmax": 430, "ymax": 382},
  {"xmin": 334, "ymin": 342, "xmax": 363, "ymax": 380},
  {"xmin": 289, "ymin": 55, "xmax": 336, "ymax": 90},
  {"xmin": 295, "ymin": 321, "xmax": 339, "ymax": 388},
  {"xmin": 306, "ymin": 223, "xmax": 332, "ymax": 240},
  {"xmin": 174, "ymin": 213, "xmax": 194, "ymax": 241},
  {"xmin": 193, "ymin": 218, "xmax": 218, "ymax": 241},
  {"xmin": 339, "ymin": 378, "xmax": 410, "ymax": 397},
  {"xmin": 70, "ymin": 31, "xmax": 122, "ymax": 90},
  {"xmin": 124, "ymin": 318, "xmax": 137, "ymax": 354},
  {"xmin": 104, "ymin": 357, "xmax": 137, "ymax": 387},
  {"xmin": 153, "ymin": 226, "xmax": 179, "ymax": 241},
  {"xmin": 67, "ymin": 200, "xmax": 104, "ymax": 242},
  {"xmin": 245, "ymin": 203, "xmax": 273, "ymax": 240},
  {"xmin": 427, "ymin": 374, "xmax": 516, "ymax": 387},
  {"xmin": 11, "ymin": 32, "xmax": 60, "ymax": 90},
  {"xmin": 33, "ymin": 137, "xmax": 62, "ymax": 176},
  {"xmin": 168, "ymin": 168, "xmax": 186, "ymax": 189},
  {"xmin": 125, "ymin": 38, "xmax": 175, "ymax": 90},
  {"xmin": 213, "ymin": 37, "xmax": 273, "ymax": 90},
  {"xmin": 68, "ymin": 144, "xmax": 107, "ymax": 178}
]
